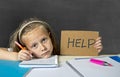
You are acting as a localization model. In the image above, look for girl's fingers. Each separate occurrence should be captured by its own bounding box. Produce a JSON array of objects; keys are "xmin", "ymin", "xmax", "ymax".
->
[
  {"xmin": 95, "ymin": 37, "xmax": 102, "ymax": 45},
  {"xmin": 96, "ymin": 37, "xmax": 102, "ymax": 41},
  {"xmin": 94, "ymin": 43, "xmax": 102, "ymax": 48},
  {"xmin": 94, "ymin": 37, "xmax": 103, "ymax": 53},
  {"xmin": 18, "ymin": 50, "xmax": 32, "ymax": 61},
  {"xmin": 94, "ymin": 44, "xmax": 103, "ymax": 53}
]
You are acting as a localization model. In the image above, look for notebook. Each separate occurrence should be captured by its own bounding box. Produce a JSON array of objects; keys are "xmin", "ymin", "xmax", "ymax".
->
[
  {"xmin": 110, "ymin": 56, "xmax": 120, "ymax": 63},
  {"xmin": 19, "ymin": 55, "xmax": 58, "ymax": 68},
  {"xmin": 67, "ymin": 56, "xmax": 120, "ymax": 77},
  {"xmin": 0, "ymin": 60, "xmax": 30, "ymax": 77},
  {"xmin": 26, "ymin": 62, "xmax": 82, "ymax": 77}
]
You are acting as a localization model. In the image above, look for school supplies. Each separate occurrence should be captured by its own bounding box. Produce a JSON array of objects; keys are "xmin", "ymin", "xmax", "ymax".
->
[
  {"xmin": 66, "ymin": 61, "xmax": 84, "ymax": 77},
  {"xmin": 15, "ymin": 41, "xmax": 26, "ymax": 50},
  {"xmin": 90, "ymin": 58, "xmax": 112, "ymax": 66},
  {"xmin": 19, "ymin": 55, "xmax": 58, "ymax": 68},
  {"xmin": 15, "ymin": 41, "xmax": 32, "ymax": 58},
  {"xmin": 26, "ymin": 62, "xmax": 82, "ymax": 77},
  {"xmin": 110, "ymin": 56, "xmax": 120, "ymax": 63},
  {"xmin": 0, "ymin": 60, "xmax": 30, "ymax": 77},
  {"xmin": 67, "ymin": 57, "xmax": 120, "ymax": 77}
]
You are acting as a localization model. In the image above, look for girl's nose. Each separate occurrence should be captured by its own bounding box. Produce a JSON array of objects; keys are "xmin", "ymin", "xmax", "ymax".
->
[{"xmin": 40, "ymin": 44, "xmax": 46, "ymax": 51}]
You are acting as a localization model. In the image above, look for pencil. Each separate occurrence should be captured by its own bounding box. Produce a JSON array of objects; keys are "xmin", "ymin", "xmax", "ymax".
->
[
  {"xmin": 66, "ymin": 61, "xmax": 84, "ymax": 77},
  {"xmin": 15, "ymin": 41, "xmax": 26, "ymax": 50},
  {"xmin": 15, "ymin": 41, "xmax": 33, "ymax": 58}
]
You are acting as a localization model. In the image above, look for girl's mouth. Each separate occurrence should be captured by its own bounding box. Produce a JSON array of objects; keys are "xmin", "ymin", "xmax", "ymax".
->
[{"xmin": 41, "ymin": 51, "xmax": 51, "ymax": 58}]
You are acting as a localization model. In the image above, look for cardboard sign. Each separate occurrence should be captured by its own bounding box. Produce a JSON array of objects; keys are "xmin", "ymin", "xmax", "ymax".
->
[{"xmin": 60, "ymin": 30, "xmax": 99, "ymax": 56}]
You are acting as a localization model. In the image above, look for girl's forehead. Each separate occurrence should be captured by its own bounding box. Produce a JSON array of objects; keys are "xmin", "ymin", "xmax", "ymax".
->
[
  {"xmin": 22, "ymin": 26, "xmax": 49, "ymax": 38},
  {"xmin": 34, "ymin": 26, "xmax": 47, "ymax": 32},
  {"xmin": 21, "ymin": 26, "xmax": 49, "ymax": 45}
]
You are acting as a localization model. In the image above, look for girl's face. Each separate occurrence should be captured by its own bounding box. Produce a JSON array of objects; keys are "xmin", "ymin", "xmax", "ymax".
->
[{"xmin": 21, "ymin": 26, "xmax": 53, "ymax": 58}]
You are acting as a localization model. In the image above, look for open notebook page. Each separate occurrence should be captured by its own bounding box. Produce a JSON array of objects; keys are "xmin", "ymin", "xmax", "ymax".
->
[
  {"xmin": 68, "ymin": 57, "xmax": 120, "ymax": 77},
  {"xmin": 19, "ymin": 55, "xmax": 58, "ymax": 68}
]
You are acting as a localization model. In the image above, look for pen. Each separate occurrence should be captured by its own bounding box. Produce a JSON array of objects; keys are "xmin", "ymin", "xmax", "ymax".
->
[
  {"xmin": 75, "ymin": 58, "xmax": 89, "ymax": 60},
  {"xmin": 90, "ymin": 58, "xmax": 112, "ymax": 66},
  {"xmin": 75, "ymin": 56, "xmax": 106, "ymax": 60},
  {"xmin": 15, "ymin": 41, "xmax": 26, "ymax": 50}
]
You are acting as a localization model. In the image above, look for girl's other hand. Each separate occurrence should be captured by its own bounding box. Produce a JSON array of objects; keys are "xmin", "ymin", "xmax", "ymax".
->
[{"xmin": 94, "ymin": 37, "xmax": 103, "ymax": 53}]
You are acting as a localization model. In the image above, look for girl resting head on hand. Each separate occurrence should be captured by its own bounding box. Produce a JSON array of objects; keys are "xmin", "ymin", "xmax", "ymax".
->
[{"xmin": 9, "ymin": 18, "xmax": 58, "ymax": 61}]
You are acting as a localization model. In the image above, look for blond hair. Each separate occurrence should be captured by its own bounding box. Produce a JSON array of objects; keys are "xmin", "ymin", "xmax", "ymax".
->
[{"xmin": 9, "ymin": 18, "xmax": 58, "ymax": 55}]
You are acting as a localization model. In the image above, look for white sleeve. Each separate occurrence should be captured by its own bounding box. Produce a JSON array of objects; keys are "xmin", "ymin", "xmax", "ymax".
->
[{"xmin": 7, "ymin": 48, "xmax": 13, "ymax": 52}]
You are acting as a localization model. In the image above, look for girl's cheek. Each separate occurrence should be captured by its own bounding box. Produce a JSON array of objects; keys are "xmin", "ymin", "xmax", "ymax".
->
[{"xmin": 33, "ymin": 51, "xmax": 43, "ymax": 57}]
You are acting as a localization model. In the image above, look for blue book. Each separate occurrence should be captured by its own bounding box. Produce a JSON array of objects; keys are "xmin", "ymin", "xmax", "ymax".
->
[
  {"xmin": 109, "ymin": 56, "xmax": 120, "ymax": 63},
  {"xmin": 0, "ymin": 60, "xmax": 31, "ymax": 77}
]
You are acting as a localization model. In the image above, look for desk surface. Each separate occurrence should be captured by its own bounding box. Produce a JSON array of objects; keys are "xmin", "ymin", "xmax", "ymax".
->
[{"xmin": 26, "ymin": 55, "xmax": 120, "ymax": 77}]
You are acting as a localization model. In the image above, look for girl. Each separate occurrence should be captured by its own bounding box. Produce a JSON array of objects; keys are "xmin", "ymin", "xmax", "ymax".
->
[{"xmin": 0, "ymin": 18, "xmax": 102, "ymax": 61}]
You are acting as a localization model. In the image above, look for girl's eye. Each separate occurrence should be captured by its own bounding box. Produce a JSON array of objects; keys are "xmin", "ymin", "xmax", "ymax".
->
[
  {"xmin": 41, "ymin": 38, "xmax": 47, "ymax": 43},
  {"xmin": 31, "ymin": 43, "xmax": 38, "ymax": 48}
]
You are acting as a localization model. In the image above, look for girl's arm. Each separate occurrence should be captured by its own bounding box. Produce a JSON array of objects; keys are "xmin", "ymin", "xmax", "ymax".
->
[{"xmin": 0, "ymin": 48, "xmax": 18, "ymax": 61}]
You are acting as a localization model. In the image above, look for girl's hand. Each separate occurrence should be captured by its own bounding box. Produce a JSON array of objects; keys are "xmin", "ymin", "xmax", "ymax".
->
[
  {"xmin": 94, "ymin": 37, "xmax": 103, "ymax": 53},
  {"xmin": 18, "ymin": 50, "xmax": 32, "ymax": 61}
]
